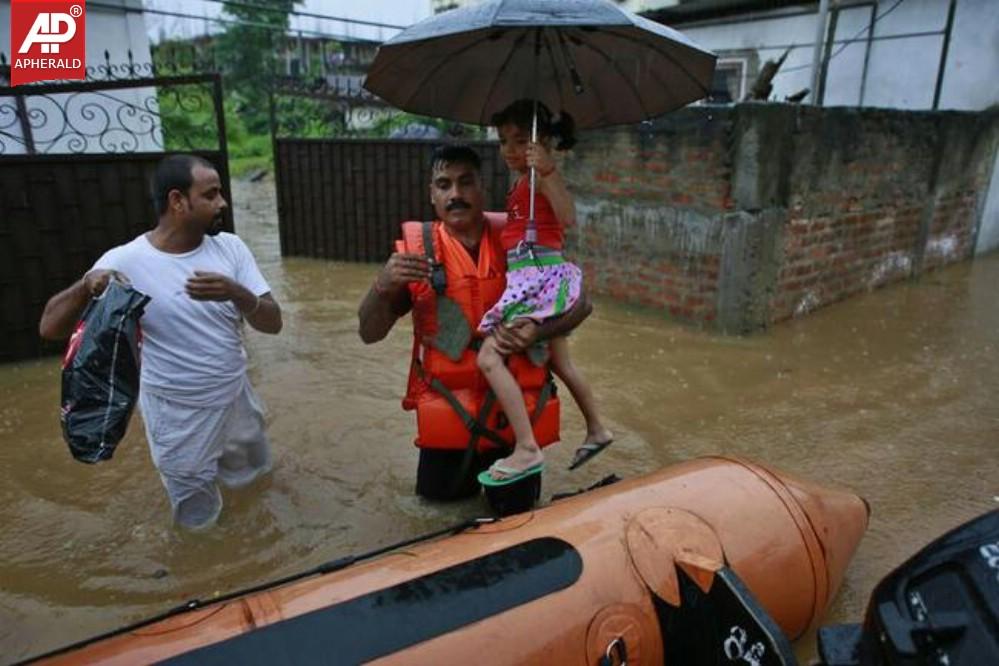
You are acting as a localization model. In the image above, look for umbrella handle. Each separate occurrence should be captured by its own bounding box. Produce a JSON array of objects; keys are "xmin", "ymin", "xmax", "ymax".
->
[{"xmin": 527, "ymin": 98, "xmax": 538, "ymax": 245}]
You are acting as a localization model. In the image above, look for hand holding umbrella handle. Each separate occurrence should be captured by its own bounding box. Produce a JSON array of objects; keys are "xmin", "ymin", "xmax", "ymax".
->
[{"xmin": 526, "ymin": 142, "xmax": 556, "ymax": 177}]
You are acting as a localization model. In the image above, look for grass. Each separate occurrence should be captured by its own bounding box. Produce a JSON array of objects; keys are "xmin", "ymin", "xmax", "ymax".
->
[
  {"xmin": 159, "ymin": 83, "xmax": 275, "ymax": 178},
  {"xmin": 229, "ymin": 153, "xmax": 272, "ymax": 178},
  {"xmin": 227, "ymin": 133, "xmax": 273, "ymax": 178}
]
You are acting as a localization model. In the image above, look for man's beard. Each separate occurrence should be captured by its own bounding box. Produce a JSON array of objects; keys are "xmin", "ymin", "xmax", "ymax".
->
[{"xmin": 206, "ymin": 214, "xmax": 224, "ymax": 236}]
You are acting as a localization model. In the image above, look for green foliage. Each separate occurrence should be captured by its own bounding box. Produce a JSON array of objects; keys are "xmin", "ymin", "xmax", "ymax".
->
[
  {"xmin": 155, "ymin": 3, "xmax": 298, "ymax": 175},
  {"xmin": 224, "ymin": 110, "xmax": 275, "ymax": 176},
  {"xmin": 157, "ymin": 83, "xmax": 274, "ymax": 176},
  {"xmin": 150, "ymin": 39, "xmax": 212, "ymax": 74},
  {"xmin": 273, "ymin": 94, "xmax": 341, "ymax": 138},
  {"xmin": 152, "ymin": 7, "xmax": 491, "ymax": 179},
  {"xmin": 158, "ymin": 84, "xmax": 217, "ymax": 151},
  {"xmin": 215, "ymin": 0, "xmax": 297, "ymax": 134}
]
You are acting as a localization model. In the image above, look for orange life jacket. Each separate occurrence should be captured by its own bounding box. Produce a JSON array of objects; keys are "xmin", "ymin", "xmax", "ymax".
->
[{"xmin": 397, "ymin": 218, "xmax": 560, "ymax": 453}]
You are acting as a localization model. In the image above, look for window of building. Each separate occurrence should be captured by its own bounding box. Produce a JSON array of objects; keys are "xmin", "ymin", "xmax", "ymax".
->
[{"xmin": 709, "ymin": 58, "xmax": 747, "ymax": 103}]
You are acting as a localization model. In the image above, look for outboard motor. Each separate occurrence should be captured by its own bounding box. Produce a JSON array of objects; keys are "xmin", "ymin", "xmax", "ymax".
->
[{"xmin": 818, "ymin": 510, "xmax": 999, "ymax": 666}]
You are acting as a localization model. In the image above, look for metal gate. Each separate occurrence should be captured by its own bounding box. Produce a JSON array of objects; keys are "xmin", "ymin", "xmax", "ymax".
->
[
  {"xmin": 269, "ymin": 76, "xmax": 508, "ymax": 262},
  {"xmin": 0, "ymin": 54, "xmax": 231, "ymax": 362}
]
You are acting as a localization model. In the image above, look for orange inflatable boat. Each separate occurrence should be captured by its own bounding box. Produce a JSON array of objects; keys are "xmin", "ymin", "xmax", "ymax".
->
[{"xmin": 28, "ymin": 457, "xmax": 868, "ymax": 665}]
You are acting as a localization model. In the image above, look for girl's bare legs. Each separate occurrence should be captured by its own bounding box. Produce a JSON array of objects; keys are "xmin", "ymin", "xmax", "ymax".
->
[
  {"xmin": 549, "ymin": 336, "xmax": 613, "ymax": 456},
  {"xmin": 477, "ymin": 335, "xmax": 544, "ymax": 479}
]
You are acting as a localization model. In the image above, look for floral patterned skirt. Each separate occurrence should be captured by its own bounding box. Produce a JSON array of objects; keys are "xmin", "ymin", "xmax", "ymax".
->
[{"xmin": 478, "ymin": 244, "xmax": 583, "ymax": 334}]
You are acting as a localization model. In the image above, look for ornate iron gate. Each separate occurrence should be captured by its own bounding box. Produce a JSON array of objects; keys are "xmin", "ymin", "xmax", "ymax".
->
[
  {"xmin": 269, "ymin": 75, "xmax": 508, "ymax": 262},
  {"xmin": 0, "ymin": 54, "xmax": 232, "ymax": 362}
]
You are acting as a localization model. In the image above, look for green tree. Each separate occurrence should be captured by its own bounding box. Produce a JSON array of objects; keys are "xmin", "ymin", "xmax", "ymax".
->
[{"xmin": 215, "ymin": 0, "xmax": 297, "ymax": 134}]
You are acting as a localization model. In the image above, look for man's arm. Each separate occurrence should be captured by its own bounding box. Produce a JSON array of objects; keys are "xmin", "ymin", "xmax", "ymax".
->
[
  {"xmin": 236, "ymin": 291, "xmax": 282, "ymax": 334},
  {"xmin": 185, "ymin": 272, "xmax": 283, "ymax": 334},
  {"xmin": 537, "ymin": 290, "xmax": 591, "ymax": 339},
  {"xmin": 358, "ymin": 253, "xmax": 430, "ymax": 343},
  {"xmin": 39, "ymin": 269, "xmax": 123, "ymax": 340},
  {"xmin": 492, "ymin": 290, "xmax": 592, "ymax": 355}
]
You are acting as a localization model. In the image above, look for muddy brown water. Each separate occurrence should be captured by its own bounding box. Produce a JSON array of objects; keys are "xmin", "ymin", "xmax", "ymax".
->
[{"xmin": 2, "ymin": 180, "xmax": 997, "ymax": 664}]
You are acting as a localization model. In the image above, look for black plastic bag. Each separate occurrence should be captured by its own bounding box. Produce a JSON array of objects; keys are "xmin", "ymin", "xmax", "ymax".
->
[{"xmin": 61, "ymin": 280, "xmax": 150, "ymax": 463}]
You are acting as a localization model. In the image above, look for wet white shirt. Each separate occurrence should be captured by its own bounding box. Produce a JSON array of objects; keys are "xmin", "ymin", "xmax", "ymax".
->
[{"xmin": 93, "ymin": 232, "xmax": 270, "ymax": 406}]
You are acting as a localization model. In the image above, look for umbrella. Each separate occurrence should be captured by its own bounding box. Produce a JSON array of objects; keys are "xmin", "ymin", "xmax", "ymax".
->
[
  {"xmin": 363, "ymin": 0, "xmax": 716, "ymax": 243},
  {"xmin": 362, "ymin": 0, "xmax": 716, "ymax": 130}
]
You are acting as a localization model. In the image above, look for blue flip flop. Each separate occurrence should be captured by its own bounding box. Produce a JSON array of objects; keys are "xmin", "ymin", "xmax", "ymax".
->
[{"xmin": 478, "ymin": 462, "xmax": 544, "ymax": 487}]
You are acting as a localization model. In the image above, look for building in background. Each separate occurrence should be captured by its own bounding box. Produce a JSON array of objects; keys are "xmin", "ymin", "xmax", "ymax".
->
[
  {"xmin": 645, "ymin": 0, "xmax": 998, "ymax": 112},
  {"xmin": 644, "ymin": 0, "xmax": 999, "ymax": 256},
  {"xmin": 428, "ymin": 0, "xmax": 996, "ymax": 112}
]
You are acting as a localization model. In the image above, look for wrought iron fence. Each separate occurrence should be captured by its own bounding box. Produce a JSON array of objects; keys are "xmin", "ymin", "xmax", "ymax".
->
[
  {"xmin": 0, "ymin": 48, "xmax": 223, "ymax": 85},
  {"xmin": 260, "ymin": 47, "xmax": 498, "ymax": 263},
  {"xmin": 0, "ymin": 46, "xmax": 480, "ymax": 149},
  {"xmin": 268, "ymin": 74, "xmax": 382, "ymax": 139},
  {"xmin": 0, "ymin": 50, "xmax": 227, "ymax": 156},
  {"xmin": 267, "ymin": 69, "xmax": 487, "ymax": 141}
]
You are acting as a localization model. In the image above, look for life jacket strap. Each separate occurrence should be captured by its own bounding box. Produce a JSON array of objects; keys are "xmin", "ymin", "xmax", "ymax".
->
[
  {"xmin": 422, "ymin": 221, "xmax": 448, "ymax": 296},
  {"xmin": 532, "ymin": 375, "xmax": 555, "ymax": 422},
  {"xmin": 442, "ymin": 375, "xmax": 554, "ymax": 495},
  {"xmin": 448, "ymin": 389, "xmax": 499, "ymax": 496},
  {"xmin": 427, "ymin": 370, "xmax": 556, "ymax": 451},
  {"xmin": 429, "ymin": 377, "xmax": 510, "ymax": 450}
]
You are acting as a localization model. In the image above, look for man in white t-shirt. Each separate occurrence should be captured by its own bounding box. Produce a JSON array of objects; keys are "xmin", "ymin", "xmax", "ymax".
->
[{"xmin": 39, "ymin": 154, "xmax": 283, "ymax": 529}]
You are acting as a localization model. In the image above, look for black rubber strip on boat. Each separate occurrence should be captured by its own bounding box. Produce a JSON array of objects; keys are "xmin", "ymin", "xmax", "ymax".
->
[{"xmin": 161, "ymin": 537, "xmax": 583, "ymax": 665}]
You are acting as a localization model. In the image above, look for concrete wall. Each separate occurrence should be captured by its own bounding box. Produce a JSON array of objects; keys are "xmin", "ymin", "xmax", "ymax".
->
[
  {"xmin": 678, "ymin": 0, "xmax": 999, "ymax": 111},
  {"xmin": 976, "ymin": 149, "xmax": 999, "ymax": 255},
  {"xmin": 564, "ymin": 109, "xmax": 733, "ymax": 326},
  {"xmin": 563, "ymin": 103, "xmax": 999, "ymax": 333}
]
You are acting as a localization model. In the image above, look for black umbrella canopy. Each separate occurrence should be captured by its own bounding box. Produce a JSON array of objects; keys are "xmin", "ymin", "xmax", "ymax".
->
[{"xmin": 363, "ymin": 0, "xmax": 717, "ymax": 129}]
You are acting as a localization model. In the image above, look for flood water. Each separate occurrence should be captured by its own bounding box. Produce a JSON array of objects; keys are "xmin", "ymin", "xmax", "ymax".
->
[{"xmin": 2, "ymin": 179, "xmax": 997, "ymax": 664}]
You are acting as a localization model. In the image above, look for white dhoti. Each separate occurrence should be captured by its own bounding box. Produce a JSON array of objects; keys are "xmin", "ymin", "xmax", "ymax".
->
[{"xmin": 139, "ymin": 377, "xmax": 272, "ymax": 529}]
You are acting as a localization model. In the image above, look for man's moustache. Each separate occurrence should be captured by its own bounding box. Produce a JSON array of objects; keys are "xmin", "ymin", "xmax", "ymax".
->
[{"xmin": 446, "ymin": 200, "xmax": 471, "ymax": 211}]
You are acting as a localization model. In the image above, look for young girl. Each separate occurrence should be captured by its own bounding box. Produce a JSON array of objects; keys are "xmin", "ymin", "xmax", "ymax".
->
[{"xmin": 478, "ymin": 99, "xmax": 613, "ymax": 482}]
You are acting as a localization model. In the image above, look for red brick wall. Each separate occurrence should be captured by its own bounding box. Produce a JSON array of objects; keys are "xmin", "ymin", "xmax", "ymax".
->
[
  {"xmin": 566, "ymin": 112, "xmax": 733, "ymax": 210},
  {"xmin": 561, "ymin": 105, "xmax": 998, "ymax": 331},
  {"xmin": 771, "ymin": 108, "xmax": 996, "ymax": 321},
  {"xmin": 563, "ymin": 108, "xmax": 733, "ymax": 325}
]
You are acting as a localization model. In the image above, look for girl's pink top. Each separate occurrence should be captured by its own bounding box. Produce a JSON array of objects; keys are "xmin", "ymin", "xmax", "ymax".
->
[{"xmin": 500, "ymin": 176, "xmax": 565, "ymax": 251}]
